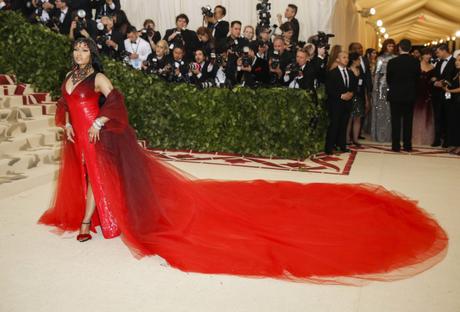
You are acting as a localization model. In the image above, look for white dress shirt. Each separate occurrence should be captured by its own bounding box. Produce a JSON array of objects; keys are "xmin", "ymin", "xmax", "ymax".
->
[
  {"xmin": 124, "ymin": 37, "xmax": 152, "ymax": 70},
  {"xmin": 440, "ymin": 55, "xmax": 452, "ymax": 75}
]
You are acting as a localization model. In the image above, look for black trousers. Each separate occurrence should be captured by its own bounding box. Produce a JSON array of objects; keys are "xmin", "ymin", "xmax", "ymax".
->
[
  {"xmin": 325, "ymin": 100, "xmax": 352, "ymax": 153},
  {"xmin": 390, "ymin": 101, "xmax": 414, "ymax": 150},
  {"xmin": 432, "ymin": 95, "xmax": 449, "ymax": 143}
]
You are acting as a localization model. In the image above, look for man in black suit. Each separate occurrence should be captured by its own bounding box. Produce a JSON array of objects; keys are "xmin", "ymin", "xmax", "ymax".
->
[
  {"xmin": 236, "ymin": 42, "xmax": 269, "ymax": 87},
  {"xmin": 164, "ymin": 14, "xmax": 199, "ymax": 62},
  {"xmin": 324, "ymin": 51, "xmax": 357, "ymax": 155},
  {"xmin": 93, "ymin": 0, "xmax": 120, "ymax": 20},
  {"xmin": 387, "ymin": 39, "xmax": 421, "ymax": 152},
  {"xmin": 283, "ymin": 47, "xmax": 315, "ymax": 91},
  {"xmin": 188, "ymin": 48, "xmax": 217, "ymax": 86},
  {"xmin": 206, "ymin": 5, "xmax": 229, "ymax": 43},
  {"xmin": 96, "ymin": 14, "xmax": 124, "ymax": 59},
  {"xmin": 221, "ymin": 21, "xmax": 248, "ymax": 85},
  {"xmin": 50, "ymin": 0, "xmax": 72, "ymax": 35},
  {"xmin": 431, "ymin": 43, "xmax": 456, "ymax": 147}
]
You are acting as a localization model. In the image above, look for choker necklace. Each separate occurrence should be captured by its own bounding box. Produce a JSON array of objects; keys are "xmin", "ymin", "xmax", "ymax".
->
[{"xmin": 71, "ymin": 64, "xmax": 94, "ymax": 85}]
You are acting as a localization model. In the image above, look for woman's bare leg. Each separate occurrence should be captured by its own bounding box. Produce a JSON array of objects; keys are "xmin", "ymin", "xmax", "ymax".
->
[{"xmin": 80, "ymin": 182, "xmax": 96, "ymax": 235}]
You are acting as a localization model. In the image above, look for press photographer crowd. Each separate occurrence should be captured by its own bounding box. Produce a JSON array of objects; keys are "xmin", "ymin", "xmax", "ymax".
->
[{"xmin": 2, "ymin": 0, "xmax": 460, "ymax": 155}]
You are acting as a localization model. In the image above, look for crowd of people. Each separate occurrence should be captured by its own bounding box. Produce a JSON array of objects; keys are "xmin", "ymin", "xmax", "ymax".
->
[{"xmin": 2, "ymin": 0, "xmax": 460, "ymax": 155}]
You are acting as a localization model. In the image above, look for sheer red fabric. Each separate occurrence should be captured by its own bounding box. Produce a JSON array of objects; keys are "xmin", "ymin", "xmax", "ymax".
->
[{"xmin": 39, "ymin": 76, "xmax": 448, "ymax": 284}]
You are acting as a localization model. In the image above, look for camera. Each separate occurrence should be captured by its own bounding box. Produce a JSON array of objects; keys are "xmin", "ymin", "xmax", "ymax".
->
[
  {"xmin": 286, "ymin": 63, "xmax": 301, "ymax": 75},
  {"xmin": 210, "ymin": 53, "xmax": 226, "ymax": 68},
  {"xmin": 201, "ymin": 5, "xmax": 214, "ymax": 17},
  {"xmin": 270, "ymin": 50, "xmax": 280, "ymax": 69},
  {"xmin": 256, "ymin": 0, "xmax": 273, "ymax": 34},
  {"xmin": 309, "ymin": 31, "xmax": 335, "ymax": 53},
  {"xmin": 241, "ymin": 46, "xmax": 251, "ymax": 67},
  {"xmin": 189, "ymin": 62, "xmax": 202, "ymax": 72},
  {"xmin": 75, "ymin": 9, "xmax": 87, "ymax": 33},
  {"xmin": 143, "ymin": 58, "xmax": 160, "ymax": 74}
]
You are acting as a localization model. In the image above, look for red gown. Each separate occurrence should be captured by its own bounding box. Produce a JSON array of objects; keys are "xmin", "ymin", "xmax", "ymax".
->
[{"xmin": 39, "ymin": 73, "xmax": 448, "ymax": 284}]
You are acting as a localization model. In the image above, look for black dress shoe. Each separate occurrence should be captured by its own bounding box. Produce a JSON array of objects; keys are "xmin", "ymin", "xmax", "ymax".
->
[
  {"xmin": 403, "ymin": 147, "xmax": 413, "ymax": 152},
  {"xmin": 358, "ymin": 136, "xmax": 365, "ymax": 140},
  {"xmin": 352, "ymin": 141, "xmax": 362, "ymax": 147},
  {"xmin": 441, "ymin": 142, "xmax": 449, "ymax": 148},
  {"xmin": 325, "ymin": 150, "xmax": 334, "ymax": 155},
  {"xmin": 431, "ymin": 140, "xmax": 441, "ymax": 147},
  {"xmin": 338, "ymin": 148, "xmax": 351, "ymax": 153},
  {"xmin": 391, "ymin": 147, "xmax": 401, "ymax": 152}
]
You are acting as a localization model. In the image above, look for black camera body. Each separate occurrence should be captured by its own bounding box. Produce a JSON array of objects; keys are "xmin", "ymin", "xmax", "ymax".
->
[
  {"xmin": 201, "ymin": 5, "xmax": 214, "ymax": 17},
  {"xmin": 309, "ymin": 31, "xmax": 335, "ymax": 52},
  {"xmin": 270, "ymin": 51, "xmax": 280, "ymax": 70},
  {"xmin": 256, "ymin": 0, "xmax": 272, "ymax": 30}
]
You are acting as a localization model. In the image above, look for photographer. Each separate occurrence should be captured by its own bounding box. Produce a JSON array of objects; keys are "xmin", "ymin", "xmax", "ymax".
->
[
  {"xmin": 49, "ymin": 0, "xmax": 72, "ymax": 35},
  {"xmin": 279, "ymin": 22, "xmax": 296, "ymax": 53},
  {"xmin": 236, "ymin": 42, "xmax": 270, "ymax": 87},
  {"xmin": 123, "ymin": 25, "xmax": 152, "ymax": 70},
  {"xmin": 196, "ymin": 26, "xmax": 216, "ymax": 57},
  {"xmin": 203, "ymin": 5, "xmax": 229, "ymax": 43},
  {"xmin": 308, "ymin": 32, "xmax": 334, "ymax": 85},
  {"xmin": 140, "ymin": 19, "xmax": 161, "ymax": 51},
  {"xmin": 268, "ymin": 36, "xmax": 295, "ymax": 85},
  {"xmin": 188, "ymin": 48, "xmax": 217, "ymax": 86},
  {"xmin": 94, "ymin": 0, "xmax": 120, "ymax": 21},
  {"xmin": 96, "ymin": 14, "xmax": 124, "ymax": 60},
  {"xmin": 276, "ymin": 4, "xmax": 299, "ymax": 43},
  {"xmin": 69, "ymin": 9, "xmax": 98, "ymax": 41},
  {"xmin": 220, "ymin": 21, "xmax": 247, "ymax": 84},
  {"xmin": 30, "ymin": 0, "xmax": 54, "ymax": 24},
  {"xmin": 142, "ymin": 40, "xmax": 169, "ymax": 76},
  {"xmin": 257, "ymin": 27, "xmax": 273, "ymax": 59},
  {"xmin": 283, "ymin": 48, "xmax": 315, "ymax": 91},
  {"xmin": 165, "ymin": 45, "xmax": 189, "ymax": 83},
  {"xmin": 243, "ymin": 25, "xmax": 255, "ymax": 43},
  {"xmin": 164, "ymin": 14, "xmax": 199, "ymax": 62}
]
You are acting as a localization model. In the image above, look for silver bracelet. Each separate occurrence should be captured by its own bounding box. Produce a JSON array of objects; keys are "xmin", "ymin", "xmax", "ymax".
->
[
  {"xmin": 65, "ymin": 122, "xmax": 72, "ymax": 129},
  {"xmin": 92, "ymin": 118, "xmax": 104, "ymax": 130}
]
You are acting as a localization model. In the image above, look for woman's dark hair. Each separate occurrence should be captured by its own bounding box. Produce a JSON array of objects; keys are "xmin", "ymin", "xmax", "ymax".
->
[
  {"xmin": 380, "ymin": 38, "xmax": 396, "ymax": 55},
  {"xmin": 143, "ymin": 19, "xmax": 155, "ymax": 28},
  {"xmin": 365, "ymin": 48, "xmax": 376, "ymax": 58},
  {"xmin": 114, "ymin": 10, "xmax": 131, "ymax": 33},
  {"xmin": 196, "ymin": 26, "xmax": 214, "ymax": 41},
  {"xmin": 348, "ymin": 52, "xmax": 361, "ymax": 67},
  {"xmin": 72, "ymin": 38, "xmax": 104, "ymax": 73},
  {"xmin": 280, "ymin": 22, "xmax": 293, "ymax": 33},
  {"xmin": 421, "ymin": 48, "xmax": 433, "ymax": 56}
]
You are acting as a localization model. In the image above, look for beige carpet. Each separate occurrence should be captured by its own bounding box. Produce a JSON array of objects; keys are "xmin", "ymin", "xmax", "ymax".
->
[{"xmin": 1, "ymin": 149, "xmax": 459, "ymax": 312}]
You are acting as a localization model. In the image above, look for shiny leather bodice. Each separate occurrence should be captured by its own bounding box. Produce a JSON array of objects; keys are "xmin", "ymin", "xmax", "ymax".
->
[{"xmin": 62, "ymin": 72, "xmax": 100, "ymax": 145}]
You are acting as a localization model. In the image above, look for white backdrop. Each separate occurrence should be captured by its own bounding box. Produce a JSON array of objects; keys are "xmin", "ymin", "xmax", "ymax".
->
[{"xmin": 119, "ymin": 0, "xmax": 337, "ymax": 42}]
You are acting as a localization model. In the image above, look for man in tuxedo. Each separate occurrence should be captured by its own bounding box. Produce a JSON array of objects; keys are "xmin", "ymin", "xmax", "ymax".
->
[
  {"xmin": 50, "ymin": 0, "xmax": 72, "ymax": 35},
  {"xmin": 268, "ymin": 36, "xmax": 295, "ymax": 85},
  {"xmin": 432, "ymin": 43, "xmax": 456, "ymax": 147},
  {"xmin": 324, "ymin": 51, "xmax": 357, "ymax": 155},
  {"xmin": 124, "ymin": 26, "xmax": 152, "ymax": 70},
  {"xmin": 93, "ymin": 0, "xmax": 120, "ymax": 20},
  {"xmin": 236, "ymin": 42, "xmax": 270, "ymax": 87},
  {"xmin": 188, "ymin": 48, "xmax": 217, "ymax": 86},
  {"xmin": 221, "ymin": 21, "xmax": 248, "ymax": 85},
  {"xmin": 164, "ymin": 14, "xmax": 199, "ymax": 62},
  {"xmin": 387, "ymin": 39, "xmax": 420, "ymax": 152},
  {"xmin": 205, "ymin": 5, "xmax": 229, "ymax": 43},
  {"xmin": 283, "ymin": 48, "xmax": 315, "ymax": 91},
  {"xmin": 96, "ymin": 14, "xmax": 124, "ymax": 59}
]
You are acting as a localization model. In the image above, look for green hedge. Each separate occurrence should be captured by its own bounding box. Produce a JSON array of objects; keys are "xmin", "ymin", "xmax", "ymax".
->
[{"xmin": 0, "ymin": 11, "xmax": 327, "ymax": 158}]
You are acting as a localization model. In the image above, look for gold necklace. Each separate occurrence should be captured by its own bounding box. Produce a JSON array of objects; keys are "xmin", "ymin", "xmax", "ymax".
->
[{"xmin": 71, "ymin": 64, "xmax": 94, "ymax": 85}]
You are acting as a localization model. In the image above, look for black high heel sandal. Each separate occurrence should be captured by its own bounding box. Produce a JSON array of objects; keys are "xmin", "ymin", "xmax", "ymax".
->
[{"xmin": 76, "ymin": 221, "xmax": 92, "ymax": 242}]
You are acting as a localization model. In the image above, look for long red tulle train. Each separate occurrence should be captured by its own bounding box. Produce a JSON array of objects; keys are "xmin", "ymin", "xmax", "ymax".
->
[{"xmin": 39, "ymin": 88, "xmax": 448, "ymax": 285}]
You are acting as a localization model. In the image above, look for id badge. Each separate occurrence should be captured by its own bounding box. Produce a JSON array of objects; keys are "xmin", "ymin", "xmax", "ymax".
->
[{"xmin": 445, "ymin": 92, "xmax": 451, "ymax": 100}]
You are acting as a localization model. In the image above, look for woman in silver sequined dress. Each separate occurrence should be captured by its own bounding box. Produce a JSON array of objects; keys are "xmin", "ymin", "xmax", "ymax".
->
[{"xmin": 370, "ymin": 39, "xmax": 396, "ymax": 142}]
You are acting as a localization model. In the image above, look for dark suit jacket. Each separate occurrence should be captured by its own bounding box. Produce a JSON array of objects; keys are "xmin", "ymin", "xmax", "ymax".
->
[
  {"xmin": 284, "ymin": 62, "xmax": 316, "ymax": 90},
  {"xmin": 50, "ymin": 8, "xmax": 72, "ymax": 35},
  {"xmin": 387, "ymin": 53, "xmax": 420, "ymax": 103},
  {"xmin": 209, "ymin": 20, "xmax": 229, "ymax": 43},
  {"xmin": 432, "ymin": 56, "xmax": 457, "ymax": 99},
  {"xmin": 361, "ymin": 56, "xmax": 373, "ymax": 94},
  {"xmin": 326, "ymin": 67, "xmax": 358, "ymax": 106},
  {"xmin": 70, "ymin": 0, "xmax": 92, "ymax": 18},
  {"xmin": 94, "ymin": 0, "xmax": 120, "ymax": 19},
  {"xmin": 237, "ymin": 57, "xmax": 270, "ymax": 86},
  {"xmin": 99, "ymin": 29, "xmax": 125, "ymax": 57},
  {"xmin": 163, "ymin": 28, "xmax": 199, "ymax": 61}
]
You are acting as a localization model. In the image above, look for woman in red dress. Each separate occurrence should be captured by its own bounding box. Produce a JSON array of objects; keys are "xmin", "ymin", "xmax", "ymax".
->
[{"xmin": 39, "ymin": 38, "xmax": 448, "ymax": 284}]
